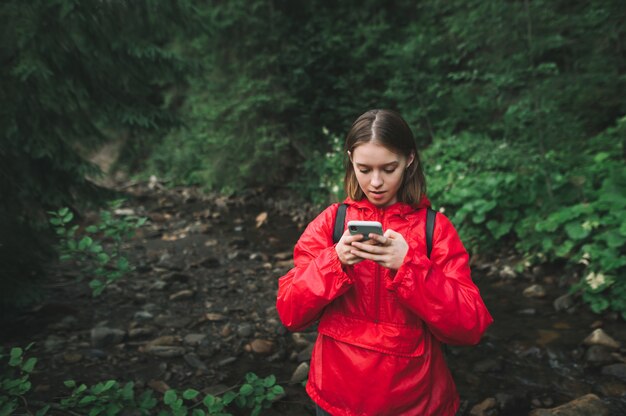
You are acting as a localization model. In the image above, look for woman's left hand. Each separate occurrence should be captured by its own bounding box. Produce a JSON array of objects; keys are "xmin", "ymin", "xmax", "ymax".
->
[{"xmin": 350, "ymin": 229, "xmax": 409, "ymax": 270}]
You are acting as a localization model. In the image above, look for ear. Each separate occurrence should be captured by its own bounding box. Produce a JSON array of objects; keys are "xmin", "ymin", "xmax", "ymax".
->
[
  {"xmin": 406, "ymin": 152, "xmax": 415, "ymax": 169},
  {"xmin": 347, "ymin": 150, "xmax": 353, "ymax": 162}
]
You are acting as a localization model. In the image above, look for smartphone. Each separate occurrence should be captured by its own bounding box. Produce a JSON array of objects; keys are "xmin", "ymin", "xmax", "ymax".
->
[{"xmin": 348, "ymin": 221, "xmax": 383, "ymax": 241}]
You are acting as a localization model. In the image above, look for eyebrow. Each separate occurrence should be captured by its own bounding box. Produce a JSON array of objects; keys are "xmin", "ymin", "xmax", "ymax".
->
[{"xmin": 355, "ymin": 161, "xmax": 400, "ymax": 168}]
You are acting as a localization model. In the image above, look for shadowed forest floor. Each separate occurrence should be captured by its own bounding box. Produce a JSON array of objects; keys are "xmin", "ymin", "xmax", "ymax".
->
[{"xmin": 2, "ymin": 183, "xmax": 625, "ymax": 415}]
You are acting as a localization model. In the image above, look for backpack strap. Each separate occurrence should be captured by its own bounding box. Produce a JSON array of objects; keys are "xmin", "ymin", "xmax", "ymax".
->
[
  {"xmin": 333, "ymin": 203, "xmax": 348, "ymax": 244},
  {"xmin": 426, "ymin": 208, "xmax": 436, "ymax": 258}
]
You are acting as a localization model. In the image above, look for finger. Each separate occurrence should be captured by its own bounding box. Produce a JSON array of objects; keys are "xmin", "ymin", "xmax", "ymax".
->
[
  {"xmin": 368, "ymin": 233, "xmax": 388, "ymax": 246},
  {"xmin": 383, "ymin": 229, "xmax": 401, "ymax": 239},
  {"xmin": 351, "ymin": 241, "xmax": 386, "ymax": 254},
  {"xmin": 350, "ymin": 248, "xmax": 383, "ymax": 261}
]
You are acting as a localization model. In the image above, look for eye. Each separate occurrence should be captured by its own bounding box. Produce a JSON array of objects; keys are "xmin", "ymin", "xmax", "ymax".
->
[
  {"xmin": 359, "ymin": 169, "xmax": 371, "ymax": 174},
  {"xmin": 384, "ymin": 168, "xmax": 397, "ymax": 173}
]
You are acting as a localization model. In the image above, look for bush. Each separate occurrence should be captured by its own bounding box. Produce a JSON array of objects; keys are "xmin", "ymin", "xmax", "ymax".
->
[{"xmin": 424, "ymin": 118, "xmax": 626, "ymax": 318}]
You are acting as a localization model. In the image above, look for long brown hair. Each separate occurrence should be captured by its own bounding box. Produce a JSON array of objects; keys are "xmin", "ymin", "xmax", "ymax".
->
[{"xmin": 344, "ymin": 109, "xmax": 426, "ymax": 205}]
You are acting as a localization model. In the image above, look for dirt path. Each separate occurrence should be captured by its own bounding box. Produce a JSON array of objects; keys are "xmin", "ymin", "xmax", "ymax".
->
[{"xmin": 2, "ymin": 184, "xmax": 625, "ymax": 415}]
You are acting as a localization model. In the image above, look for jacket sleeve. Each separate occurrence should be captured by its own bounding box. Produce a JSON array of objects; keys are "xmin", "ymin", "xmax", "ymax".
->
[
  {"xmin": 385, "ymin": 213, "xmax": 493, "ymax": 345},
  {"xmin": 276, "ymin": 205, "xmax": 354, "ymax": 332}
]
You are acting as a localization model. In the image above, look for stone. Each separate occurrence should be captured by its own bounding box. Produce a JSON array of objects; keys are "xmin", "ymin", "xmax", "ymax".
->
[
  {"xmin": 499, "ymin": 265, "xmax": 516, "ymax": 279},
  {"xmin": 297, "ymin": 344, "xmax": 314, "ymax": 362},
  {"xmin": 91, "ymin": 327, "xmax": 126, "ymax": 348},
  {"xmin": 51, "ymin": 315, "xmax": 78, "ymax": 330},
  {"xmin": 245, "ymin": 339, "xmax": 275, "ymax": 355},
  {"xmin": 149, "ymin": 280, "xmax": 168, "ymax": 290},
  {"xmin": 217, "ymin": 357, "xmax": 237, "ymax": 366},
  {"xmin": 169, "ymin": 289, "xmax": 194, "ymax": 301},
  {"xmin": 183, "ymin": 333, "xmax": 207, "ymax": 347},
  {"xmin": 290, "ymin": 362, "xmax": 310, "ymax": 384},
  {"xmin": 237, "ymin": 323, "xmax": 254, "ymax": 338},
  {"xmin": 134, "ymin": 311, "xmax": 154, "ymax": 321},
  {"xmin": 44, "ymin": 335, "xmax": 65, "ymax": 353},
  {"xmin": 128, "ymin": 327, "xmax": 156, "ymax": 339},
  {"xmin": 584, "ymin": 345, "xmax": 615, "ymax": 366},
  {"xmin": 184, "ymin": 353, "xmax": 208, "ymax": 371},
  {"xmin": 601, "ymin": 363, "xmax": 626, "ymax": 382},
  {"xmin": 145, "ymin": 346, "xmax": 186, "ymax": 358},
  {"xmin": 523, "ymin": 284, "xmax": 547, "ymax": 298},
  {"xmin": 582, "ymin": 329, "xmax": 621, "ymax": 349},
  {"xmin": 147, "ymin": 379, "xmax": 170, "ymax": 394},
  {"xmin": 594, "ymin": 380, "xmax": 626, "ymax": 397},
  {"xmin": 528, "ymin": 394, "xmax": 610, "ymax": 416},
  {"xmin": 553, "ymin": 294, "xmax": 575, "ymax": 312},
  {"xmin": 469, "ymin": 397, "xmax": 497, "ymax": 416},
  {"xmin": 292, "ymin": 333, "xmax": 312, "ymax": 350}
]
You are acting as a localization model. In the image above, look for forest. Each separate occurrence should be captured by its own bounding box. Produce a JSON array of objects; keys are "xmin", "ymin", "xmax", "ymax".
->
[{"xmin": 1, "ymin": 1, "xmax": 625, "ymax": 415}]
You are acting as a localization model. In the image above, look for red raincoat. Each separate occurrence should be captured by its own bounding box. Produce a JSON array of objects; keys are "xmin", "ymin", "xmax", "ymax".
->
[{"xmin": 277, "ymin": 197, "xmax": 493, "ymax": 416}]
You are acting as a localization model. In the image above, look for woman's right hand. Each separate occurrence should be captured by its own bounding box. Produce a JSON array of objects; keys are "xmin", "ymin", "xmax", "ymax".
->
[{"xmin": 335, "ymin": 229, "xmax": 368, "ymax": 266}]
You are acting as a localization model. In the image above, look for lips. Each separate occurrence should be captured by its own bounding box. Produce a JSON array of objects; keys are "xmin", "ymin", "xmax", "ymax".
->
[{"xmin": 369, "ymin": 191, "xmax": 386, "ymax": 199}]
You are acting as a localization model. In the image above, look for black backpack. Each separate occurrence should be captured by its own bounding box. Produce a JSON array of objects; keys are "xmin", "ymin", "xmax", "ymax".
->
[{"xmin": 333, "ymin": 203, "xmax": 436, "ymax": 259}]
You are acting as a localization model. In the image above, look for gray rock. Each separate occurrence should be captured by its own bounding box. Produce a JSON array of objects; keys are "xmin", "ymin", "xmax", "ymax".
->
[
  {"xmin": 217, "ymin": 357, "xmax": 237, "ymax": 367},
  {"xmin": 553, "ymin": 293, "xmax": 575, "ymax": 312},
  {"xmin": 297, "ymin": 344, "xmax": 314, "ymax": 362},
  {"xmin": 601, "ymin": 363, "xmax": 626, "ymax": 382},
  {"xmin": 44, "ymin": 335, "xmax": 65, "ymax": 353},
  {"xmin": 528, "ymin": 394, "xmax": 610, "ymax": 416},
  {"xmin": 290, "ymin": 362, "xmax": 309, "ymax": 384},
  {"xmin": 523, "ymin": 284, "xmax": 547, "ymax": 298},
  {"xmin": 237, "ymin": 323, "xmax": 254, "ymax": 338},
  {"xmin": 128, "ymin": 327, "xmax": 157, "ymax": 339},
  {"xmin": 134, "ymin": 311, "xmax": 154, "ymax": 321},
  {"xmin": 184, "ymin": 333, "xmax": 207, "ymax": 347},
  {"xmin": 146, "ymin": 346, "xmax": 186, "ymax": 358},
  {"xmin": 90, "ymin": 327, "xmax": 126, "ymax": 348},
  {"xmin": 584, "ymin": 345, "xmax": 615, "ymax": 366},
  {"xmin": 582, "ymin": 329, "xmax": 621, "ymax": 349},
  {"xmin": 469, "ymin": 397, "xmax": 497, "ymax": 416},
  {"xmin": 50, "ymin": 315, "xmax": 78, "ymax": 330},
  {"xmin": 184, "ymin": 353, "xmax": 208, "ymax": 371}
]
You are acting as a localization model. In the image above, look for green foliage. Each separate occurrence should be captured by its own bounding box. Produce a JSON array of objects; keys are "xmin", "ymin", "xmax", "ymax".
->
[
  {"xmin": 0, "ymin": 345, "xmax": 49, "ymax": 416},
  {"xmin": 48, "ymin": 200, "xmax": 146, "ymax": 296},
  {"xmin": 0, "ymin": 0, "xmax": 194, "ymax": 301},
  {"xmin": 425, "ymin": 119, "xmax": 626, "ymax": 318},
  {"xmin": 1, "ymin": 347, "xmax": 284, "ymax": 416},
  {"xmin": 60, "ymin": 379, "xmax": 156, "ymax": 415}
]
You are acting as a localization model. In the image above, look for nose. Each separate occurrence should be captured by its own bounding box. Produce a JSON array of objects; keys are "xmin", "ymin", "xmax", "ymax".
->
[{"xmin": 371, "ymin": 171, "xmax": 383, "ymax": 188}]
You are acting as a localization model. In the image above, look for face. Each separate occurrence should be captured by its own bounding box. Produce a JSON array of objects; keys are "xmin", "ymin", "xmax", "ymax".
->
[{"xmin": 349, "ymin": 141, "xmax": 414, "ymax": 207}]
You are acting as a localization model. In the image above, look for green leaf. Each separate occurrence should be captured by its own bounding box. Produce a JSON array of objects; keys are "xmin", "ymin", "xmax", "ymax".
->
[
  {"xmin": 164, "ymin": 390, "xmax": 177, "ymax": 405},
  {"xmin": 78, "ymin": 395, "xmax": 97, "ymax": 405},
  {"xmin": 182, "ymin": 389, "xmax": 199, "ymax": 400},
  {"xmin": 271, "ymin": 385, "xmax": 284, "ymax": 395},
  {"xmin": 245, "ymin": 373, "xmax": 258, "ymax": 384},
  {"xmin": 239, "ymin": 384, "xmax": 254, "ymax": 396},
  {"xmin": 78, "ymin": 236, "xmax": 93, "ymax": 250},
  {"xmin": 59, "ymin": 208, "xmax": 69, "ymax": 217},
  {"xmin": 192, "ymin": 410, "xmax": 205, "ymax": 416},
  {"xmin": 86, "ymin": 225, "xmax": 99, "ymax": 233},
  {"xmin": 222, "ymin": 392, "xmax": 237, "ymax": 405},
  {"xmin": 63, "ymin": 212, "xmax": 74, "ymax": 223},
  {"xmin": 565, "ymin": 222, "xmax": 590, "ymax": 240},
  {"xmin": 64, "ymin": 380, "xmax": 77, "ymax": 388},
  {"xmin": 262, "ymin": 375, "xmax": 276, "ymax": 388},
  {"xmin": 202, "ymin": 395, "xmax": 216, "ymax": 407},
  {"xmin": 22, "ymin": 357, "xmax": 37, "ymax": 373}
]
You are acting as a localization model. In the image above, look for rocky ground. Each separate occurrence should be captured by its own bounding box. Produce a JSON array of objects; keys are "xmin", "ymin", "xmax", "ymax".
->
[{"xmin": 2, "ymin": 182, "xmax": 626, "ymax": 415}]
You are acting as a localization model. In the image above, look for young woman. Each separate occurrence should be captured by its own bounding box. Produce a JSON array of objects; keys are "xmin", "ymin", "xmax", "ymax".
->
[{"xmin": 276, "ymin": 109, "xmax": 493, "ymax": 416}]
